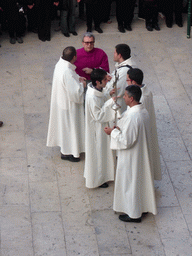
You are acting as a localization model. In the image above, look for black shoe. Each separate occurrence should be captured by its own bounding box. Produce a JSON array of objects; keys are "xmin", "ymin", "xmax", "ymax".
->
[
  {"xmin": 118, "ymin": 26, "xmax": 125, "ymax": 33},
  {"xmin": 71, "ymin": 31, "xmax": 78, "ymax": 36},
  {"xmin": 64, "ymin": 33, "xmax": 70, "ymax": 37},
  {"xmin": 61, "ymin": 153, "xmax": 80, "ymax": 162},
  {"xmin": 146, "ymin": 25, "xmax": 153, "ymax": 31},
  {"xmin": 119, "ymin": 214, "xmax": 141, "ymax": 223},
  {"xmin": 99, "ymin": 182, "xmax": 109, "ymax": 188},
  {"xmin": 153, "ymin": 24, "xmax": 160, "ymax": 31},
  {"xmin": 95, "ymin": 27, "xmax": 103, "ymax": 33},
  {"xmin": 166, "ymin": 21, "xmax": 172, "ymax": 28},
  {"xmin": 176, "ymin": 22, "xmax": 183, "ymax": 27},
  {"xmin": 10, "ymin": 37, "xmax": 16, "ymax": 44},
  {"xmin": 87, "ymin": 27, "xmax": 92, "ymax": 32},
  {"xmin": 124, "ymin": 24, "xmax": 132, "ymax": 31},
  {"xmin": 17, "ymin": 37, "xmax": 23, "ymax": 43},
  {"xmin": 0, "ymin": 121, "xmax": 3, "ymax": 127}
]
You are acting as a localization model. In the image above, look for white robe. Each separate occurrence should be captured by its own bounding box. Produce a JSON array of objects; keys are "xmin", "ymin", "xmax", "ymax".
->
[
  {"xmin": 84, "ymin": 85, "xmax": 115, "ymax": 188},
  {"xmin": 111, "ymin": 104, "xmax": 157, "ymax": 218},
  {"xmin": 104, "ymin": 57, "xmax": 137, "ymax": 113},
  {"xmin": 141, "ymin": 85, "xmax": 161, "ymax": 180},
  {"xmin": 46, "ymin": 57, "xmax": 85, "ymax": 157}
]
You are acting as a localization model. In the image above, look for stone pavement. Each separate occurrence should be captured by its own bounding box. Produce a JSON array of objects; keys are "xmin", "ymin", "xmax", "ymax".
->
[{"xmin": 1, "ymin": 10, "xmax": 192, "ymax": 256}]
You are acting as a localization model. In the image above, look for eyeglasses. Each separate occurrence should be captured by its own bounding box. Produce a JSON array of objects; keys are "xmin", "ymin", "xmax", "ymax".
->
[{"xmin": 83, "ymin": 41, "xmax": 95, "ymax": 45}]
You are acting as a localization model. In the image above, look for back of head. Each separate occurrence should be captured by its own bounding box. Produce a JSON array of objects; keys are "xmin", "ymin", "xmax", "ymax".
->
[
  {"xmin": 127, "ymin": 68, "xmax": 144, "ymax": 85},
  {"xmin": 115, "ymin": 44, "xmax": 131, "ymax": 60},
  {"xmin": 91, "ymin": 68, "xmax": 107, "ymax": 86},
  {"xmin": 62, "ymin": 46, "xmax": 76, "ymax": 62},
  {"xmin": 125, "ymin": 85, "xmax": 142, "ymax": 103}
]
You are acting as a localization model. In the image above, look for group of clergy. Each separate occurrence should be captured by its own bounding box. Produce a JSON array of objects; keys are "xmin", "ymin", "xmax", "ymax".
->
[{"xmin": 46, "ymin": 40, "xmax": 162, "ymax": 223}]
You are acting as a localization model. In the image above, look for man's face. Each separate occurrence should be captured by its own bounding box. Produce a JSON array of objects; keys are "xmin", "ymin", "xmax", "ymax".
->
[
  {"xmin": 113, "ymin": 49, "xmax": 120, "ymax": 62},
  {"xmin": 123, "ymin": 91, "xmax": 132, "ymax": 106},
  {"xmin": 126, "ymin": 74, "xmax": 133, "ymax": 86},
  {"xmin": 96, "ymin": 75, "xmax": 108, "ymax": 90},
  {"xmin": 82, "ymin": 36, "xmax": 95, "ymax": 52}
]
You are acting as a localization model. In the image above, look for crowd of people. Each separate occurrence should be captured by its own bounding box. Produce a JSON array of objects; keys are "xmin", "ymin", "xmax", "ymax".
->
[
  {"xmin": 46, "ymin": 36, "xmax": 162, "ymax": 223},
  {"xmin": 0, "ymin": 0, "xmax": 190, "ymax": 45}
]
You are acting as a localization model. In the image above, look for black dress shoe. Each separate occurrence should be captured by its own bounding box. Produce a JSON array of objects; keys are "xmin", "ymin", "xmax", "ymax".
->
[
  {"xmin": 71, "ymin": 31, "xmax": 78, "ymax": 36},
  {"xmin": 99, "ymin": 182, "xmax": 109, "ymax": 188},
  {"xmin": 61, "ymin": 153, "xmax": 80, "ymax": 162},
  {"xmin": 118, "ymin": 26, "xmax": 125, "ymax": 33},
  {"xmin": 166, "ymin": 21, "xmax": 172, "ymax": 28},
  {"xmin": 153, "ymin": 24, "xmax": 160, "ymax": 31},
  {"xmin": 124, "ymin": 24, "xmax": 132, "ymax": 31},
  {"xmin": 64, "ymin": 33, "xmax": 70, "ymax": 37},
  {"xmin": 119, "ymin": 214, "xmax": 141, "ymax": 223},
  {"xmin": 176, "ymin": 22, "xmax": 183, "ymax": 27},
  {"xmin": 0, "ymin": 121, "xmax": 3, "ymax": 127},
  {"xmin": 95, "ymin": 27, "xmax": 103, "ymax": 33},
  {"xmin": 146, "ymin": 25, "xmax": 153, "ymax": 31}
]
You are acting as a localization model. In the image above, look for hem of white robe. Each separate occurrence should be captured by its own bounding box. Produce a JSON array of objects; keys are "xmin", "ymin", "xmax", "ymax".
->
[
  {"xmin": 84, "ymin": 178, "xmax": 114, "ymax": 189},
  {"xmin": 113, "ymin": 206, "xmax": 157, "ymax": 218}
]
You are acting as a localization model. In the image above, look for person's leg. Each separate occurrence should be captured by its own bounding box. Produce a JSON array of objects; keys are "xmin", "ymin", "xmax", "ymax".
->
[
  {"xmin": 68, "ymin": 0, "xmax": 77, "ymax": 34},
  {"xmin": 85, "ymin": 3, "xmax": 93, "ymax": 31},
  {"xmin": 174, "ymin": 0, "xmax": 183, "ymax": 26},
  {"xmin": 60, "ymin": 10, "xmax": 70, "ymax": 35}
]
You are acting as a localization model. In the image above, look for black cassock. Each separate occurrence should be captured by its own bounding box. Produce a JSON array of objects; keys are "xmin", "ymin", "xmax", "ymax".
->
[{"xmin": 36, "ymin": 0, "xmax": 55, "ymax": 41}]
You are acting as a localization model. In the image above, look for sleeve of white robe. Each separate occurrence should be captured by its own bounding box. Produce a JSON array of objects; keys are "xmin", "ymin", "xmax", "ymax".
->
[
  {"xmin": 87, "ymin": 97, "xmax": 115, "ymax": 123},
  {"xmin": 110, "ymin": 118, "xmax": 139, "ymax": 150},
  {"xmin": 64, "ymin": 70, "xmax": 84, "ymax": 104}
]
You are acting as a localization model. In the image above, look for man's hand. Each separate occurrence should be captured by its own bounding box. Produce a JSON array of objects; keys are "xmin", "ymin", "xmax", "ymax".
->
[
  {"xmin": 104, "ymin": 127, "xmax": 113, "ymax": 135},
  {"xmin": 79, "ymin": 77, "xmax": 86, "ymax": 88},
  {"xmin": 77, "ymin": 0, "xmax": 81, "ymax": 2},
  {"xmin": 107, "ymin": 74, "xmax": 112, "ymax": 81},
  {"xmin": 82, "ymin": 67, "xmax": 93, "ymax": 74},
  {"xmin": 27, "ymin": 4, "xmax": 34, "ymax": 9},
  {"xmin": 53, "ymin": 1, "xmax": 59, "ymax": 6}
]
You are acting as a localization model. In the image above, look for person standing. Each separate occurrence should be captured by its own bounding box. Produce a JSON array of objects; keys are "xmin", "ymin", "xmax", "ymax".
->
[
  {"xmin": 104, "ymin": 44, "xmax": 136, "ymax": 113},
  {"xmin": 104, "ymin": 85, "xmax": 158, "ymax": 222},
  {"xmin": 74, "ymin": 33, "xmax": 110, "ymax": 81},
  {"xmin": 60, "ymin": 0, "xmax": 80, "ymax": 37},
  {"xmin": 3, "ymin": 0, "xmax": 25, "ymax": 44},
  {"xmin": 162, "ymin": 0, "xmax": 183, "ymax": 28},
  {"xmin": 47, "ymin": 46, "xmax": 86, "ymax": 162},
  {"xmin": 84, "ymin": 69, "xmax": 116, "ymax": 188},
  {"xmin": 84, "ymin": 0, "xmax": 103, "ymax": 33},
  {"xmin": 116, "ymin": 0, "xmax": 136, "ymax": 32},
  {"xmin": 127, "ymin": 68, "xmax": 161, "ymax": 180},
  {"xmin": 36, "ymin": 0, "xmax": 59, "ymax": 41},
  {"xmin": 143, "ymin": 0, "xmax": 160, "ymax": 31}
]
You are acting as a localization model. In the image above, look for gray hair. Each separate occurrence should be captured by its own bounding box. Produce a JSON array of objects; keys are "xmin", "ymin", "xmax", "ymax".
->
[{"xmin": 82, "ymin": 32, "xmax": 95, "ymax": 42}]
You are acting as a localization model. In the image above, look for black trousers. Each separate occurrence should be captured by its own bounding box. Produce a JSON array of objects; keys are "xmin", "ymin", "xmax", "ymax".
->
[
  {"xmin": 27, "ymin": 6, "xmax": 37, "ymax": 31},
  {"xmin": 116, "ymin": 0, "xmax": 136, "ymax": 27},
  {"xmin": 162, "ymin": 0, "xmax": 183, "ymax": 24},
  {"xmin": 143, "ymin": 1, "xmax": 158, "ymax": 25},
  {"xmin": 7, "ymin": 18, "xmax": 24, "ymax": 38},
  {"xmin": 86, "ymin": 2, "xmax": 102, "ymax": 28}
]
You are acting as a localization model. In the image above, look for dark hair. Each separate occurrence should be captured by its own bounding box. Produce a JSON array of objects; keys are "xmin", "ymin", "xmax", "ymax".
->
[
  {"xmin": 115, "ymin": 44, "xmax": 131, "ymax": 60},
  {"xmin": 62, "ymin": 46, "xmax": 76, "ymax": 62},
  {"xmin": 125, "ymin": 85, "xmax": 142, "ymax": 102},
  {"xmin": 127, "ymin": 68, "xmax": 143, "ymax": 85},
  {"xmin": 91, "ymin": 68, "xmax": 107, "ymax": 86}
]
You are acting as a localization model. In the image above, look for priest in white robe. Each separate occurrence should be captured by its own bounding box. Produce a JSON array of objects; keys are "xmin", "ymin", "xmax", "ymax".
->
[
  {"xmin": 84, "ymin": 69, "xmax": 116, "ymax": 188},
  {"xmin": 104, "ymin": 44, "xmax": 136, "ymax": 113},
  {"xmin": 104, "ymin": 85, "xmax": 157, "ymax": 222},
  {"xmin": 127, "ymin": 68, "xmax": 161, "ymax": 180},
  {"xmin": 46, "ymin": 46, "xmax": 86, "ymax": 162}
]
